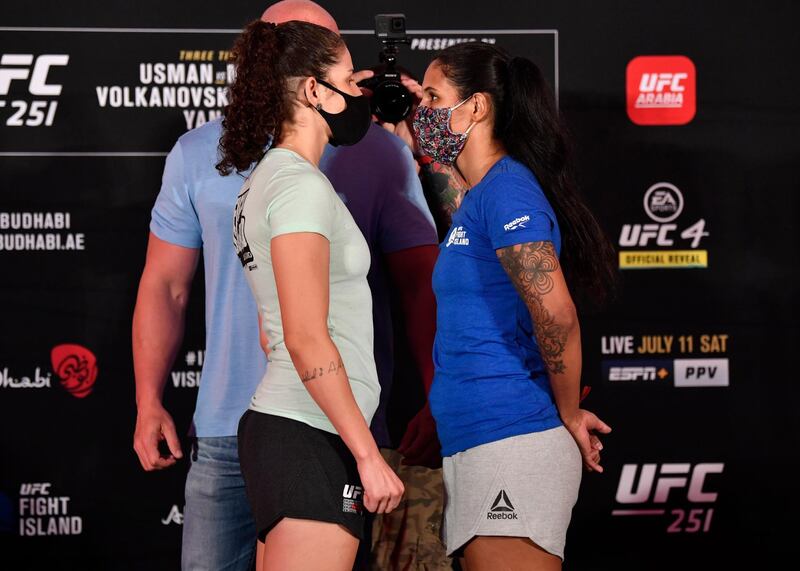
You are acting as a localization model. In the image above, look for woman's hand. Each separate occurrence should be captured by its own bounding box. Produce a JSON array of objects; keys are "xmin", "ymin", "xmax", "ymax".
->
[
  {"xmin": 357, "ymin": 450, "xmax": 405, "ymax": 514},
  {"xmin": 562, "ymin": 409, "xmax": 612, "ymax": 473}
]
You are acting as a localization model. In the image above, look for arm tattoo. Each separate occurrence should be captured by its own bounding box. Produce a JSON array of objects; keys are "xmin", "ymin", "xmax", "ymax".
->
[
  {"xmin": 497, "ymin": 241, "xmax": 568, "ymax": 375},
  {"xmin": 300, "ymin": 359, "xmax": 345, "ymax": 383},
  {"xmin": 419, "ymin": 162, "xmax": 469, "ymax": 232}
]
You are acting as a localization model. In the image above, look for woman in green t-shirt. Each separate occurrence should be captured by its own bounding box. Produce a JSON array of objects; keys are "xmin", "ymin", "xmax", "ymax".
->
[{"xmin": 217, "ymin": 19, "xmax": 403, "ymax": 571}]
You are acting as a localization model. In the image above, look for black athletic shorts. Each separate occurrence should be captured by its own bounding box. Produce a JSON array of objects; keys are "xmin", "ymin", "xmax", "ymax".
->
[{"xmin": 237, "ymin": 410, "xmax": 366, "ymax": 541}]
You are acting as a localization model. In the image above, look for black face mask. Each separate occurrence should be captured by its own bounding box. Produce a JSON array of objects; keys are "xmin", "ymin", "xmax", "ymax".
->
[{"xmin": 312, "ymin": 78, "xmax": 372, "ymax": 147}]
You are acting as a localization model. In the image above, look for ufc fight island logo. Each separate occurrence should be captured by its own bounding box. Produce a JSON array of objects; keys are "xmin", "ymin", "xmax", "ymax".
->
[
  {"xmin": 18, "ymin": 483, "xmax": 83, "ymax": 536},
  {"xmin": 626, "ymin": 56, "xmax": 696, "ymax": 125},
  {"xmin": 0, "ymin": 54, "xmax": 69, "ymax": 127}
]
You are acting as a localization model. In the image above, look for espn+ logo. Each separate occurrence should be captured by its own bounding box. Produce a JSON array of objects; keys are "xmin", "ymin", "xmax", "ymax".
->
[
  {"xmin": 0, "ymin": 54, "xmax": 69, "ymax": 127},
  {"xmin": 609, "ymin": 366, "xmax": 657, "ymax": 381},
  {"xmin": 626, "ymin": 55, "xmax": 696, "ymax": 125}
]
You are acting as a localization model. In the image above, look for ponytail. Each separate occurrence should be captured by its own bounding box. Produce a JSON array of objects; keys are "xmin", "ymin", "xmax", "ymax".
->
[
  {"xmin": 217, "ymin": 21, "xmax": 285, "ymax": 175},
  {"xmin": 436, "ymin": 43, "xmax": 617, "ymax": 303},
  {"xmin": 500, "ymin": 55, "xmax": 617, "ymax": 302},
  {"xmin": 216, "ymin": 19, "xmax": 344, "ymax": 176}
]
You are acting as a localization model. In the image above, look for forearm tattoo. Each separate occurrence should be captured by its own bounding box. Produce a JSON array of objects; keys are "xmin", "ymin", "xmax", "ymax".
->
[
  {"xmin": 497, "ymin": 241, "xmax": 568, "ymax": 375},
  {"xmin": 300, "ymin": 359, "xmax": 345, "ymax": 383}
]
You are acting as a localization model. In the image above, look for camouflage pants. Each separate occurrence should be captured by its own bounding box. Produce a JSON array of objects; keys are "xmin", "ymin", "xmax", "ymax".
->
[{"xmin": 370, "ymin": 449, "xmax": 451, "ymax": 570}]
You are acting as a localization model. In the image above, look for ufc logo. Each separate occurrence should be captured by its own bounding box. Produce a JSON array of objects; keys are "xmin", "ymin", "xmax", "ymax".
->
[
  {"xmin": 639, "ymin": 72, "xmax": 688, "ymax": 93},
  {"xmin": 342, "ymin": 484, "xmax": 363, "ymax": 500},
  {"xmin": 19, "ymin": 483, "xmax": 51, "ymax": 495},
  {"xmin": 0, "ymin": 54, "xmax": 69, "ymax": 96},
  {"xmin": 616, "ymin": 463, "xmax": 723, "ymax": 504},
  {"xmin": 619, "ymin": 224, "xmax": 677, "ymax": 247}
]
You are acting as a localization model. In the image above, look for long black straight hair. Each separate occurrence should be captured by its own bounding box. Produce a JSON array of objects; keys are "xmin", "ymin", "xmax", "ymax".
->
[{"xmin": 435, "ymin": 42, "xmax": 616, "ymax": 303}]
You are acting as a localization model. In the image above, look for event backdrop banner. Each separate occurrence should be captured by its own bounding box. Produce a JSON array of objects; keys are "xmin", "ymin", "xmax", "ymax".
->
[{"xmin": 1, "ymin": 1, "xmax": 797, "ymax": 569}]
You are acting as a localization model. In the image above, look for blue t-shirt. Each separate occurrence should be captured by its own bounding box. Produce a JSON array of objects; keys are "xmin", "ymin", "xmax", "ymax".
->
[
  {"xmin": 429, "ymin": 156, "xmax": 564, "ymax": 456},
  {"xmin": 150, "ymin": 119, "xmax": 436, "ymax": 440}
]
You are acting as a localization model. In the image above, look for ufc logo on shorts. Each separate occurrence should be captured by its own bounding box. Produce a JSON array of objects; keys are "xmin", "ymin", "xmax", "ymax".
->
[
  {"xmin": 616, "ymin": 463, "xmax": 723, "ymax": 504},
  {"xmin": 626, "ymin": 55, "xmax": 696, "ymax": 125},
  {"xmin": 0, "ymin": 54, "xmax": 69, "ymax": 96},
  {"xmin": 342, "ymin": 484, "xmax": 363, "ymax": 500}
]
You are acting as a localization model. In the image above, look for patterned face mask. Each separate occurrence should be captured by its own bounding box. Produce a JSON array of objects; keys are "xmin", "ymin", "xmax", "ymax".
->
[{"xmin": 412, "ymin": 96, "xmax": 476, "ymax": 165}]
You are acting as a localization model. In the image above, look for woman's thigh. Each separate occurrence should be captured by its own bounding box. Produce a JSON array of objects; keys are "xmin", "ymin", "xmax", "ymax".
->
[
  {"xmin": 462, "ymin": 536, "xmax": 561, "ymax": 571},
  {"xmin": 261, "ymin": 517, "xmax": 359, "ymax": 571}
]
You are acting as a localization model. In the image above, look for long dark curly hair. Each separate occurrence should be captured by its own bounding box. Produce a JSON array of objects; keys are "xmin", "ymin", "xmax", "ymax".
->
[
  {"xmin": 216, "ymin": 19, "xmax": 344, "ymax": 175},
  {"xmin": 435, "ymin": 42, "xmax": 617, "ymax": 303}
]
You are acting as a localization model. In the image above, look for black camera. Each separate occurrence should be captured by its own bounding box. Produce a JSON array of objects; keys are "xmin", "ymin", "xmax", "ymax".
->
[{"xmin": 359, "ymin": 14, "xmax": 413, "ymax": 124}]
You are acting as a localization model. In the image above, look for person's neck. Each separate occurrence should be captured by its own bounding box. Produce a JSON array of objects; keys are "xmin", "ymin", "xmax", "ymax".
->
[
  {"xmin": 455, "ymin": 133, "xmax": 507, "ymax": 188},
  {"xmin": 275, "ymin": 121, "xmax": 328, "ymax": 167}
]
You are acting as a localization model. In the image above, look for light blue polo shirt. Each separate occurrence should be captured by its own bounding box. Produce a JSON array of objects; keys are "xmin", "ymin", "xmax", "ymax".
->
[{"xmin": 150, "ymin": 118, "xmax": 436, "ymax": 441}]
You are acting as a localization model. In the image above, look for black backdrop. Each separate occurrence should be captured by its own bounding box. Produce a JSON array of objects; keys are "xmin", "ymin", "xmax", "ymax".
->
[{"xmin": 1, "ymin": 1, "xmax": 798, "ymax": 569}]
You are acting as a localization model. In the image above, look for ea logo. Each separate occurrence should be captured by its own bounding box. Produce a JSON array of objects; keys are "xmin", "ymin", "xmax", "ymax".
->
[{"xmin": 644, "ymin": 182, "xmax": 684, "ymax": 223}]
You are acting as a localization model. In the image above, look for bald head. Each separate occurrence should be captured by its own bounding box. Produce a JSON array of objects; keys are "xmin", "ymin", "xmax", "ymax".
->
[{"xmin": 261, "ymin": 0, "xmax": 339, "ymax": 33}]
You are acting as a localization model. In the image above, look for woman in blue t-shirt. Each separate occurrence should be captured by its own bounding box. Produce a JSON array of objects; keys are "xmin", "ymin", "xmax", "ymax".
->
[{"xmin": 411, "ymin": 42, "xmax": 617, "ymax": 569}]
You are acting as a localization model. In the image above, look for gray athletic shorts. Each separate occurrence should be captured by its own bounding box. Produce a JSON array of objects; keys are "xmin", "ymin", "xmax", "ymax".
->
[{"xmin": 442, "ymin": 426, "xmax": 582, "ymax": 560}]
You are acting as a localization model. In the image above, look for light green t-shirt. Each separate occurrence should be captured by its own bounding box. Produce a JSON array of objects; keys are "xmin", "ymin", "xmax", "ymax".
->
[{"xmin": 233, "ymin": 147, "xmax": 380, "ymax": 434}]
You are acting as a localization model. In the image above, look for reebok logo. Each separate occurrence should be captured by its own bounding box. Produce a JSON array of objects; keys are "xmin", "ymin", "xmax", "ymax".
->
[
  {"xmin": 487, "ymin": 490, "xmax": 518, "ymax": 520},
  {"xmin": 503, "ymin": 215, "xmax": 530, "ymax": 231}
]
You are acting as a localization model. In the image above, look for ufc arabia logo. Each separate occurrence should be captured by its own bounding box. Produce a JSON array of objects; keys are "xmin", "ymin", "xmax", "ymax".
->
[
  {"xmin": 0, "ymin": 54, "xmax": 69, "ymax": 127},
  {"xmin": 626, "ymin": 56, "xmax": 696, "ymax": 125}
]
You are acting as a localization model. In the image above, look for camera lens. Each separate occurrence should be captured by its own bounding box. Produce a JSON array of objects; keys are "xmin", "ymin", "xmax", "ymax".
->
[{"xmin": 372, "ymin": 80, "xmax": 413, "ymax": 124}]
